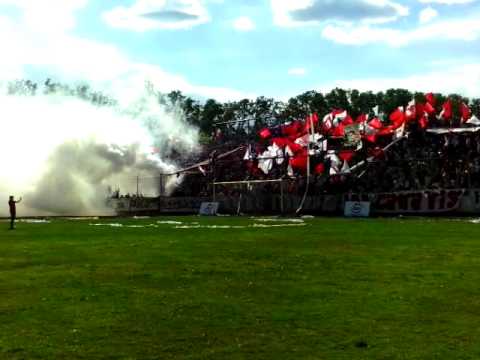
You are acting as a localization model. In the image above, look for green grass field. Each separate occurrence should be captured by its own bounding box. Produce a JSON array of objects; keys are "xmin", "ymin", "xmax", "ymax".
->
[{"xmin": 2, "ymin": 216, "xmax": 480, "ymax": 359}]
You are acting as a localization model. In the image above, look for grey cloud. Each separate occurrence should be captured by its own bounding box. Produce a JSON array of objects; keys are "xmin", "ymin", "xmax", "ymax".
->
[
  {"xmin": 142, "ymin": 10, "xmax": 200, "ymax": 22},
  {"xmin": 291, "ymin": 0, "xmax": 402, "ymax": 23}
]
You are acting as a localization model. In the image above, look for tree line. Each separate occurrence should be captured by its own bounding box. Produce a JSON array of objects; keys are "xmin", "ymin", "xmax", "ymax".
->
[
  {"xmin": 7, "ymin": 78, "xmax": 480, "ymax": 144},
  {"xmin": 168, "ymin": 88, "xmax": 480, "ymax": 144}
]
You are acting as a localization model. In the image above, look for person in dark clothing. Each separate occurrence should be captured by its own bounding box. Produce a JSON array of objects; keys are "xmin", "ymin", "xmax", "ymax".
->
[{"xmin": 8, "ymin": 196, "xmax": 22, "ymax": 230}]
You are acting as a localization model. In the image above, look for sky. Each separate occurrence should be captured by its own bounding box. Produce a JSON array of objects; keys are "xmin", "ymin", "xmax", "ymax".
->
[{"xmin": 0, "ymin": 0, "xmax": 480, "ymax": 102}]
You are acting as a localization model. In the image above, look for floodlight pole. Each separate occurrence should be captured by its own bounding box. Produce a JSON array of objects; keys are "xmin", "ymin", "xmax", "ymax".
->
[
  {"xmin": 136, "ymin": 175, "xmax": 139, "ymax": 197},
  {"xmin": 296, "ymin": 111, "xmax": 314, "ymax": 215},
  {"xmin": 158, "ymin": 173, "xmax": 164, "ymax": 214},
  {"xmin": 280, "ymin": 180, "xmax": 285, "ymax": 215}
]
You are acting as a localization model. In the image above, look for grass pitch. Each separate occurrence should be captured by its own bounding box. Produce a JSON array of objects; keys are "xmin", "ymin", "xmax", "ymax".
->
[{"xmin": 2, "ymin": 216, "xmax": 480, "ymax": 359}]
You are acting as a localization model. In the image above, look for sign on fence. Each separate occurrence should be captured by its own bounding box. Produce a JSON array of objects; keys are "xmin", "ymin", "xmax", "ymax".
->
[
  {"xmin": 344, "ymin": 201, "xmax": 371, "ymax": 217},
  {"xmin": 199, "ymin": 202, "xmax": 219, "ymax": 216}
]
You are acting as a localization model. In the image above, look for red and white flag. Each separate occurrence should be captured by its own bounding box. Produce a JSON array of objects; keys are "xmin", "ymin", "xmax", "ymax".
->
[
  {"xmin": 405, "ymin": 99, "xmax": 416, "ymax": 121},
  {"xmin": 322, "ymin": 113, "xmax": 333, "ymax": 131},
  {"xmin": 461, "ymin": 102, "xmax": 471, "ymax": 123},
  {"xmin": 341, "ymin": 160, "xmax": 351, "ymax": 174},
  {"xmin": 438, "ymin": 99, "xmax": 452, "ymax": 121},
  {"xmin": 394, "ymin": 123, "xmax": 406, "ymax": 139},
  {"xmin": 467, "ymin": 115, "xmax": 480, "ymax": 126},
  {"xmin": 356, "ymin": 114, "xmax": 368, "ymax": 125},
  {"xmin": 419, "ymin": 113, "xmax": 429, "ymax": 129},
  {"xmin": 332, "ymin": 110, "xmax": 347, "ymax": 127}
]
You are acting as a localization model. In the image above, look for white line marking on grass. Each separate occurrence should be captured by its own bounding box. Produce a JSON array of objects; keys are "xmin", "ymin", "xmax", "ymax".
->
[
  {"xmin": 19, "ymin": 219, "xmax": 51, "ymax": 224},
  {"xmin": 254, "ymin": 218, "xmax": 305, "ymax": 223},
  {"xmin": 89, "ymin": 223, "xmax": 160, "ymax": 228},
  {"xmin": 67, "ymin": 217, "xmax": 100, "ymax": 220},
  {"xmin": 250, "ymin": 223, "xmax": 307, "ymax": 228},
  {"xmin": 174, "ymin": 223, "xmax": 308, "ymax": 230},
  {"xmin": 89, "ymin": 223, "xmax": 124, "ymax": 227},
  {"xmin": 174, "ymin": 225, "xmax": 247, "ymax": 229}
]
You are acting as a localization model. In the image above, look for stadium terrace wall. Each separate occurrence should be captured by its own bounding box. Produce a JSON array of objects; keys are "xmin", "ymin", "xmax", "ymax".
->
[{"xmin": 110, "ymin": 189, "xmax": 480, "ymax": 215}]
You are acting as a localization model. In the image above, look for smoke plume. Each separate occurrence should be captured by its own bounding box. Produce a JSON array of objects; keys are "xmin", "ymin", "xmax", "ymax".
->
[{"xmin": 0, "ymin": 82, "xmax": 199, "ymax": 216}]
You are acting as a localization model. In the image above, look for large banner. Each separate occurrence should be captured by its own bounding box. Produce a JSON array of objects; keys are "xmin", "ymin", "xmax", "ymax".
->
[{"xmin": 373, "ymin": 189, "xmax": 465, "ymax": 214}]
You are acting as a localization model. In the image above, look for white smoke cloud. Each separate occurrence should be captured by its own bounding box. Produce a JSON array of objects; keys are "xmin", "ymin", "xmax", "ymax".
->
[
  {"xmin": 0, "ymin": 84, "xmax": 199, "ymax": 216},
  {"xmin": 0, "ymin": 1, "xmax": 213, "ymax": 217}
]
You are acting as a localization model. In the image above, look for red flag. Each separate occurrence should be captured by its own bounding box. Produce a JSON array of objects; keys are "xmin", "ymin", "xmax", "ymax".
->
[
  {"xmin": 304, "ymin": 113, "xmax": 319, "ymax": 132},
  {"xmin": 286, "ymin": 140, "xmax": 304, "ymax": 153},
  {"xmin": 363, "ymin": 134, "xmax": 377, "ymax": 143},
  {"xmin": 339, "ymin": 150, "xmax": 355, "ymax": 162},
  {"xmin": 424, "ymin": 102, "xmax": 435, "ymax": 115},
  {"xmin": 289, "ymin": 149, "xmax": 308, "ymax": 172},
  {"xmin": 377, "ymin": 126, "xmax": 394, "ymax": 136},
  {"xmin": 259, "ymin": 128, "xmax": 272, "ymax": 139},
  {"xmin": 332, "ymin": 124, "xmax": 345, "ymax": 137},
  {"xmin": 461, "ymin": 102, "xmax": 471, "ymax": 123},
  {"xmin": 272, "ymin": 138, "xmax": 288, "ymax": 148},
  {"xmin": 314, "ymin": 163, "xmax": 325, "ymax": 175},
  {"xmin": 368, "ymin": 117, "xmax": 383, "ymax": 130},
  {"xmin": 282, "ymin": 121, "xmax": 303, "ymax": 138},
  {"xmin": 415, "ymin": 103, "xmax": 425, "ymax": 119},
  {"xmin": 425, "ymin": 92, "xmax": 436, "ymax": 106},
  {"xmin": 341, "ymin": 115, "xmax": 354, "ymax": 126},
  {"xmin": 389, "ymin": 108, "xmax": 405, "ymax": 129}
]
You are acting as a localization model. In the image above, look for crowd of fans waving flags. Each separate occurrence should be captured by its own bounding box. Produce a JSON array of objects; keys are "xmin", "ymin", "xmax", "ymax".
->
[{"xmin": 243, "ymin": 93, "xmax": 480, "ymax": 179}]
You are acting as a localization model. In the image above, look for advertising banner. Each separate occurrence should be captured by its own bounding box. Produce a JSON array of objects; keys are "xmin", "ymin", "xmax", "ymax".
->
[
  {"xmin": 374, "ymin": 189, "xmax": 465, "ymax": 214},
  {"xmin": 344, "ymin": 201, "xmax": 371, "ymax": 217}
]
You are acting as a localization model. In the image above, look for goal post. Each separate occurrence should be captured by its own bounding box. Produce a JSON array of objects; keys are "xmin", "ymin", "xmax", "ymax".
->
[{"xmin": 212, "ymin": 178, "xmax": 288, "ymax": 215}]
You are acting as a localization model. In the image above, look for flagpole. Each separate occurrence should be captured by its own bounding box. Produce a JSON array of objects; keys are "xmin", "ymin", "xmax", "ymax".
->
[{"xmin": 296, "ymin": 111, "xmax": 314, "ymax": 215}]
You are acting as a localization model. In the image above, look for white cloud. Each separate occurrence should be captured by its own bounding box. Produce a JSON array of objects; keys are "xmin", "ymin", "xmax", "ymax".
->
[
  {"xmin": 103, "ymin": 0, "xmax": 209, "ymax": 31},
  {"xmin": 0, "ymin": 0, "xmax": 253, "ymax": 102},
  {"xmin": 419, "ymin": 6, "xmax": 438, "ymax": 23},
  {"xmin": 233, "ymin": 16, "xmax": 255, "ymax": 31},
  {"xmin": 271, "ymin": 0, "xmax": 408, "ymax": 27},
  {"xmin": 0, "ymin": 0, "xmax": 88, "ymax": 33},
  {"xmin": 318, "ymin": 63, "xmax": 480, "ymax": 98},
  {"xmin": 322, "ymin": 17, "xmax": 480, "ymax": 46},
  {"xmin": 419, "ymin": 0, "xmax": 476, "ymax": 4},
  {"xmin": 288, "ymin": 68, "xmax": 307, "ymax": 76}
]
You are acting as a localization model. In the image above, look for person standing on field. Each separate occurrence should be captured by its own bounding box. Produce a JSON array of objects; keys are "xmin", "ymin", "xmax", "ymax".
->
[{"xmin": 8, "ymin": 196, "xmax": 22, "ymax": 230}]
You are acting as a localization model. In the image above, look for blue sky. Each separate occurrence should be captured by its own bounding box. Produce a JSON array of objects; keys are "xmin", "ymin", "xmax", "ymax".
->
[{"xmin": 0, "ymin": 0, "xmax": 480, "ymax": 101}]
